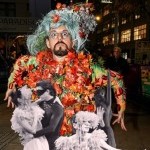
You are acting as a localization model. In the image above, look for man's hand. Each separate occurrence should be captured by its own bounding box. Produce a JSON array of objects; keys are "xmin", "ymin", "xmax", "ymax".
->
[
  {"xmin": 112, "ymin": 111, "xmax": 127, "ymax": 131},
  {"xmin": 4, "ymin": 88, "xmax": 15, "ymax": 108}
]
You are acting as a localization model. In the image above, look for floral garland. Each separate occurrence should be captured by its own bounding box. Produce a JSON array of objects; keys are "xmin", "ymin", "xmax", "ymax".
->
[{"xmin": 13, "ymin": 50, "xmax": 96, "ymax": 135}]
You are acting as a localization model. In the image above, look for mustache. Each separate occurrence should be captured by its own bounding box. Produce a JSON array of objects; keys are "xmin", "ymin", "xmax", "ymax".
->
[{"xmin": 54, "ymin": 41, "xmax": 69, "ymax": 50}]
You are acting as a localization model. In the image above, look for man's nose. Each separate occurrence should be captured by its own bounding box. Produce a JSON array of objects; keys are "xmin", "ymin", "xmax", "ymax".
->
[{"xmin": 57, "ymin": 33, "xmax": 63, "ymax": 41}]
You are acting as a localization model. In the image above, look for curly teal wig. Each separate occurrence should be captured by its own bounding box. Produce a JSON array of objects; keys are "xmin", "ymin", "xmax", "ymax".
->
[{"xmin": 27, "ymin": 4, "xmax": 97, "ymax": 55}]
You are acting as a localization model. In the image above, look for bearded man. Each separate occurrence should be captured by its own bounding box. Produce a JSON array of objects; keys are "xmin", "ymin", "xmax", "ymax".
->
[{"xmin": 5, "ymin": 3, "xmax": 126, "ymax": 147}]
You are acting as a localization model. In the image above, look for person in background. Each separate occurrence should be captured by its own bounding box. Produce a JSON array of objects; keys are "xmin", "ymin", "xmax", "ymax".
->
[
  {"xmin": 105, "ymin": 47, "xmax": 129, "ymax": 116},
  {"xmin": 105, "ymin": 47, "xmax": 129, "ymax": 77}
]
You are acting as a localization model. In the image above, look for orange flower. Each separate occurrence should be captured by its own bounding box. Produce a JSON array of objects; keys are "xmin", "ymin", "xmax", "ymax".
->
[
  {"xmin": 83, "ymin": 104, "xmax": 95, "ymax": 112},
  {"xmin": 78, "ymin": 51, "xmax": 86, "ymax": 59},
  {"xmin": 60, "ymin": 124, "xmax": 68, "ymax": 136},
  {"xmin": 60, "ymin": 116, "xmax": 73, "ymax": 135},
  {"xmin": 53, "ymin": 83, "xmax": 63, "ymax": 95},
  {"xmin": 61, "ymin": 93, "xmax": 77, "ymax": 107},
  {"xmin": 65, "ymin": 109, "xmax": 75, "ymax": 118},
  {"xmin": 74, "ymin": 103, "xmax": 82, "ymax": 113},
  {"xmin": 64, "ymin": 51, "xmax": 76, "ymax": 62}
]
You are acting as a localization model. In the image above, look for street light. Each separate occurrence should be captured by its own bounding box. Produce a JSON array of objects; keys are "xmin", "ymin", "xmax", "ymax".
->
[{"xmin": 95, "ymin": 15, "xmax": 101, "ymax": 21}]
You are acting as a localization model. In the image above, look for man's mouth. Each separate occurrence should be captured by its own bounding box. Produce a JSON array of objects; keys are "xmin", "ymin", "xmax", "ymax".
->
[
  {"xmin": 54, "ymin": 47, "xmax": 68, "ymax": 56},
  {"xmin": 53, "ymin": 42, "xmax": 69, "ymax": 56}
]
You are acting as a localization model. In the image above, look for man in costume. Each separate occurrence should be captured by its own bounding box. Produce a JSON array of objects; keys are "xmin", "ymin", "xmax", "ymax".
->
[{"xmin": 5, "ymin": 2, "xmax": 126, "ymax": 146}]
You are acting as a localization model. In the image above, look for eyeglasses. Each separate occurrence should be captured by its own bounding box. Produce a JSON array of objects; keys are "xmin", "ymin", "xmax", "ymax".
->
[{"xmin": 49, "ymin": 30, "xmax": 70, "ymax": 39}]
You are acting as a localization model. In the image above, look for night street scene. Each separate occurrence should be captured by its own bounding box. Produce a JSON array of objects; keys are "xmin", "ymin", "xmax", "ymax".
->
[{"xmin": 0, "ymin": 0, "xmax": 150, "ymax": 150}]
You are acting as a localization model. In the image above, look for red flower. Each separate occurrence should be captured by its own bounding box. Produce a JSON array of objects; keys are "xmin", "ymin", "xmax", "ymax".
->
[
  {"xmin": 110, "ymin": 71, "xmax": 116, "ymax": 77},
  {"xmin": 79, "ymin": 31, "xmax": 86, "ymax": 38},
  {"xmin": 73, "ymin": 6, "xmax": 80, "ymax": 12},
  {"xmin": 52, "ymin": 14, "xmax": 60, "ymax": 23},
  {"xmin": 83, "ymin": 104, "xmax": 95, "ymax": 112}
]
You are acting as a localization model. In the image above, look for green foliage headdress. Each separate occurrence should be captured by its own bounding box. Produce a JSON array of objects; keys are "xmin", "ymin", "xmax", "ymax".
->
[{"xmin": 27, "ymin": 3, "xmax": 97, "ymax": 55}]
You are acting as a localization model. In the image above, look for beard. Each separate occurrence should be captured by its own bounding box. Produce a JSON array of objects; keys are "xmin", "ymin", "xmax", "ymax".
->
[{"xmin": 53, "ymin": 42, "xmax": 69, "ymax": 56}]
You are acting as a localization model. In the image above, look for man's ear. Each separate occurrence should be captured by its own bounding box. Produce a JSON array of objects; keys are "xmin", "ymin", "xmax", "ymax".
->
[{"xmin": 46, "ymin": 38, "xmax": 51, "ymax": 49}]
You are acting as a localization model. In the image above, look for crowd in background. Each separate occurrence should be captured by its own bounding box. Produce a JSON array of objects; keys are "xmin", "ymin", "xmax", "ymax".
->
[{"xmin": 0, "ymin": 45, "xmax": 28, "ymax": 79}]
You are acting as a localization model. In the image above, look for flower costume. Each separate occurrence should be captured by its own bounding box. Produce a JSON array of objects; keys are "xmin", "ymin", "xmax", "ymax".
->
[{"xmin": 8, "ymin": 50, "xmax": 126, "ymax": 135}]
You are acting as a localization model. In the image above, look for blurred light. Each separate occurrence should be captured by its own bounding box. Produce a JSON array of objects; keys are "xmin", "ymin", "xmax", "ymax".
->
[
  {"xmin": 95, "ymin": 16, "xmax": 101, "ymax": 21},
  {"xmin": 101, "ymin": 0, "xmax": 112, "ymax": 3}
]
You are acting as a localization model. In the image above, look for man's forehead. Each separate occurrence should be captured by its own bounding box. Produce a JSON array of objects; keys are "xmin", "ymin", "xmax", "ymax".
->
[{"xmin": 50, "ymin": 26, "xmax": 68, "ymax": 32}]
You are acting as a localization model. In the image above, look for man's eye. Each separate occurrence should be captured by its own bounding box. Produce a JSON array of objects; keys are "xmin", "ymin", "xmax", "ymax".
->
[
  {"xmin": 50, "ymin": 32, "xmax": 57, "ymax": 38},
  {"xmin": 62, "ymin": 32, "xmax": 69, "ymax": 37}
]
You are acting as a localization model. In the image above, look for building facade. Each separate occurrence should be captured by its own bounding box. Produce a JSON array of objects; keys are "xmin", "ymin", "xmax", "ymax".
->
[
  {"xmin": 0, "ymin": 0, "xmax": 37, "ymax": 57},
  {"xmin": 97, "ymin": 2, "xmax": 150, "ymax": 65}
]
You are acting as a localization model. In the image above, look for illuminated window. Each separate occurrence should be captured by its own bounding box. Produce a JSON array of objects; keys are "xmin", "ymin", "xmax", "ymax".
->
[
  {"xmin": 111, "ymin": 17, "xmax": 115, "ymax": 28},
  {"xmin": 103, "ymin": 23, "xmax": 110, "ymax": 31},
  {"xmin": 121, "ymin": 18, "xmax": 127, "ymax": 24},
  {"xmin": 135, "ymin": 14, "xmax": 140, "ymax": 19},
  {"xmin": 103, "ymin": 36, "xmax": 109, "ymax": 45},
  {"xmin": 121, "ymin": 29, "xmax": 131, "ymax": 43},
  {"xmin": 134, "ymin": 24, "xmax": 146, "ymax": 40},
  {"xmin": 103, "ymin": 34, "xmax": 114, "ymax": 45}
]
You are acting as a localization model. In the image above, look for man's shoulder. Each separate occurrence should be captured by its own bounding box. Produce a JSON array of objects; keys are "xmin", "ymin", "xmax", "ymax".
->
[{"xmin": 14, "ymin": 54, "xmax": 37, "ymax": 66}]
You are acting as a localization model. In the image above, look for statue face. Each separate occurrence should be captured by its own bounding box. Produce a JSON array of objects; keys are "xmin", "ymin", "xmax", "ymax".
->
[
  {"xmin": 36, "ymin": 86, "xmax": 53, "ymax": 101},
  {"xmin": 81, "ymin": 120, "xmax": 91, "ymax": 133},
  {"xmin": 46, "ymin": 26, "xmax": 74, "ymax": 57},
  {"xmin": 73, "ymin": 119, "xmax": 91, "ymax": 133},
  {"xmin": 17, "ymin": 85, "xmax": 32, "ymax": 106},
  {"xmin": 20, "ymin": 85, "xmax": 32, "ymax": 100}
]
